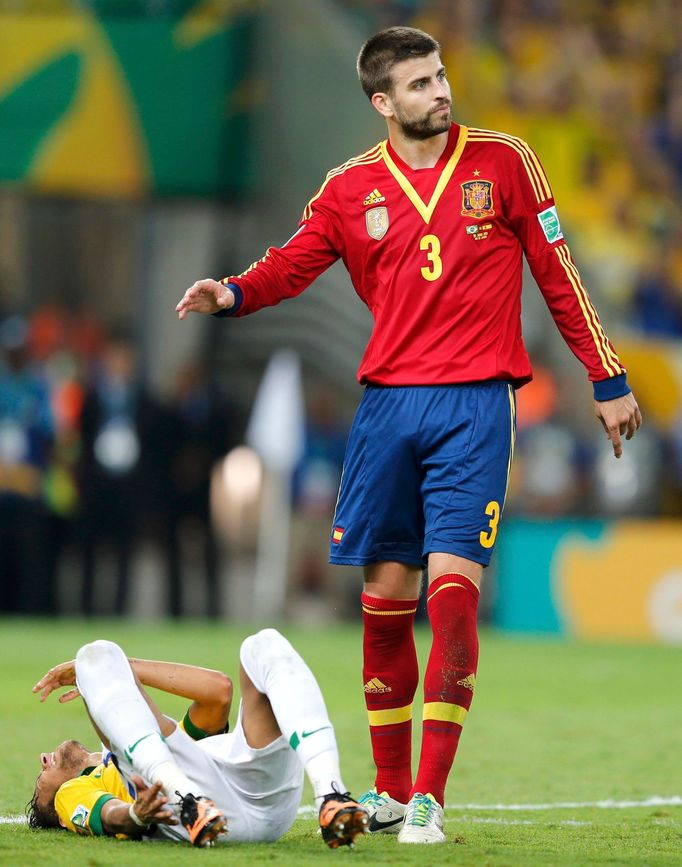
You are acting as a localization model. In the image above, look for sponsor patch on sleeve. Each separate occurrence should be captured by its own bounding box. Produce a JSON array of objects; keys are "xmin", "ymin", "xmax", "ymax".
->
[
  {"xmin": 537, "ymin": 205, "xmax": 563, "ymax": 243},
  {"xmin": 71, "ymin": 804, "xmax": 90, "ymax": 829}
]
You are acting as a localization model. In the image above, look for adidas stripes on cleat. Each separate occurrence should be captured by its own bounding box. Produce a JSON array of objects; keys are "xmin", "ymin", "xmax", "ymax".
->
[
  {"xmin": 319, "ymin": 787, "xmax": 369, "ymax": 849},
  {"xmin": 178, "ymin": 792, "xmax": 227, "ymax": 847}
]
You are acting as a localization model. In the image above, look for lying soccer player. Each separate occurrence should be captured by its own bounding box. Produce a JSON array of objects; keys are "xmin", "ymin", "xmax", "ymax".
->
[{"xmin": 27, "ymin": 628, "xmax": 368, "ymax": 848}]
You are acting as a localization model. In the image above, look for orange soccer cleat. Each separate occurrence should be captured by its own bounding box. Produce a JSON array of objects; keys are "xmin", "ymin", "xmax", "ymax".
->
[
  {"xmin": 318, "ymin": 786, "xmax": 369, "ymax": 849},
  {"xmin": 178, "ymin": 792, "xmax": 228, "ymax": 847}
]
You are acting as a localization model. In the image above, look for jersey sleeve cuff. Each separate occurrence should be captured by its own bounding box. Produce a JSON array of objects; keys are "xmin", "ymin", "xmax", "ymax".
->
[
  {"xmin": 212, "ymin": 281, "xmax": 243, "ymax": 318},
  {"xmin": 90, "ymin": 793, "xmax": 116, "ymax": 836},
  {"xmin": 593, "ymin": 373, "xmax": 630, "ymax": 402}
]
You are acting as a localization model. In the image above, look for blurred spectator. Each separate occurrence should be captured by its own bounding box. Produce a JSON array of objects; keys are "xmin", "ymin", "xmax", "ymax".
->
[
  {"xmin": 590, "ymin": 424, "xmax": 665, "ymax": 517},
  {"xmin": 631, "ymin": 245, "xmax": 682, "ymax": 338},
  {"xmin": 77, "ymin": 333, "xmax": 162, "ymax": 616},
  {"xmin": 509, "ymin": 363, "xmax": 590, "ymax": 517},
  {"xmin": 0, "ymin": 315, "xmax": 54, "ymax": 613},
  {"xmin": 288, "ymin": 387, "xmax": 352, "ymax": 619},
  {"xmin": 158, "ymin": 359, "xmax": 237, "ymax": 618}
]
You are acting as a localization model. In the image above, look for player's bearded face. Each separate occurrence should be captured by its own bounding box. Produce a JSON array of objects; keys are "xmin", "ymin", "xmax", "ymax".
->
[
  {"xmin": 392, "ymin": 96, "xmax": 452, "ymax": 140},
  {"xmin": 386, "ymin": 53, "xmax": 452, "ymax": 141}
]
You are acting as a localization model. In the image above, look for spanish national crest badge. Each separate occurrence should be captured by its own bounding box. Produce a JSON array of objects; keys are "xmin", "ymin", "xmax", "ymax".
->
[
  {"xmin": 460, "ymin": 180, "xmax": 495, "ymax": 219},
  {"xmin": 365, "ymin": 206, "xmax": 389, "ymax": 240}
]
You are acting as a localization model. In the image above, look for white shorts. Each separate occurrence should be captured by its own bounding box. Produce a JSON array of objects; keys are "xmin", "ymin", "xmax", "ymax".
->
[{"xmin": 115, "ymin": 704, "xmax": 304, "ymax": 844}]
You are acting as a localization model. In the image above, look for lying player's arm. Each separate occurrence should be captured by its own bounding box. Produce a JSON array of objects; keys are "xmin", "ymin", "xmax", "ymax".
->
[
  {"xmin": 34, "ymin": 658, "xmax": 232, "ymax": 735},
  {"xmin": 100, "ymin": 776, "xmax": 178, "ymax": 837},
  {"xmin": 129, "ymin": 658, "xmax": 232, "ymax": 735}
]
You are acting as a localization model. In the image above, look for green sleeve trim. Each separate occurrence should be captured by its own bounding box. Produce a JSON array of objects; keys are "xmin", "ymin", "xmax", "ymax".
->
[
  {"xmin": 90, "ymin": 793, "xmax": 116, "ymax": 836},
  {"xmin": 181, "ymin": 708, "xmax": 229, "ymax": 740},
  {"xmin": 182, "ymin": 709, "xmax": 211, "ymax": 741}
]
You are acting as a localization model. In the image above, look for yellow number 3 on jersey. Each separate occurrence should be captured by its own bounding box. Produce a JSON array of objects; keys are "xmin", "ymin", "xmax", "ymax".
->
[
  {"xmin": 419, "ymin": 234, "xmax": 443, "ymax": 281},
  {"xmin": 479, "ymin": 500, "xmax": 500, "ymax": 549}
]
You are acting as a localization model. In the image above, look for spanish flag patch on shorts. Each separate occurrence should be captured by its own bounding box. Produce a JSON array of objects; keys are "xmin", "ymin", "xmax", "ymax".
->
[{"xmin": 332, "ymin": 526, "xmax": 344, "ymax": 544}]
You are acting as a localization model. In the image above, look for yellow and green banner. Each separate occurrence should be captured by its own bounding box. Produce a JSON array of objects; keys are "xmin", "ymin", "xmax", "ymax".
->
[{"xmin": 0, "ymin": 1, "xmax": 257, "ymax": 197}]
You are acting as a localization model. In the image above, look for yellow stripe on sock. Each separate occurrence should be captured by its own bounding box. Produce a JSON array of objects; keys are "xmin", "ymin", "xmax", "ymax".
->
[
  {"xmin": 362, "ymin": 605, "xmax": 418, "ymax": 616},
  {"xmin": 428, "ymin": 581, "xmax": 467, "ymax": 602},
  {"xmin": 367, "ymin": 704, "xmax": 413, "ymax": 726},
  {"xmin": 423, "ymin": 702, "xmax": 468, "ymax": 725}
]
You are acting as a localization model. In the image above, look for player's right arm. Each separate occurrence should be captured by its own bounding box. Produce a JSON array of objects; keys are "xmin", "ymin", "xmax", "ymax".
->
[
  {"xmin": 176, "ymin": 175, "xmax": 343, "ymax": 320},
  {"xmin": 34, "ymin": 657, "xmax": 232, "ymax": 736}
]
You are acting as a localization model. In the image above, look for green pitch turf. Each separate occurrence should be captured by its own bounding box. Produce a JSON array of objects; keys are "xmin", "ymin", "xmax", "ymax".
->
[{"xmin": 1, "ymin": 619, "xmax": 680, "ymax": 865}]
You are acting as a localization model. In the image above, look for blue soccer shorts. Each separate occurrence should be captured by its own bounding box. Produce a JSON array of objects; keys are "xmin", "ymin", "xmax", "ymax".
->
[{"xmin": 329, "ymin": 382, "xmax": 516, "ymax": 568}]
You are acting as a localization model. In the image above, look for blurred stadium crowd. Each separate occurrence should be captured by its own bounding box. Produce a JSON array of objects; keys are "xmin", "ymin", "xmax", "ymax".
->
[{"xmin": 1, "ymin": 0, "xmax": 682, "ymax": 617}]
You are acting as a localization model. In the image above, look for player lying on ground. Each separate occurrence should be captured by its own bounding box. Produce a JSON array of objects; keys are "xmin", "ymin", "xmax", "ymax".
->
[{"xmin": 27, "ymin": 628, "xmax": 368, "ymax": 848}]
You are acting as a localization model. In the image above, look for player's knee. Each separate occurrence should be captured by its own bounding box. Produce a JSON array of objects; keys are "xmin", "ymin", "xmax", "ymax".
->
[
  {"xmin": 76, "ymin": 639, "xmax": 126, "ymax": 674},
  {"xmin": 240, "ymin": 628, "xmax": 298, "ymax": 690},
  {"xmin": 241, "ymin": 628, "xmax": 287, "ymax": 659}
]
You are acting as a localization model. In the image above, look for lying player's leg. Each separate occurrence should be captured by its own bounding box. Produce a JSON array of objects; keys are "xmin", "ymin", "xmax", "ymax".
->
[
  {"xmin": 75, "ymin": 640, "xmax": 226, "ymax": 846},
  {"xmin": 239, "ymin": 628, "xmax": 368, "ymax": 848}
]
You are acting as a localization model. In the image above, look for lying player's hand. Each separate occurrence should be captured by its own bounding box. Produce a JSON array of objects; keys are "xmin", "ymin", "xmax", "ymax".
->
[
  {"xmin": 130, "ymin": 775, "xmax": 179, "ymax": 826},
  {"xmin": 175, "ymin": 278, "xmax": 235, "ymax": 320},
  {"xmin": 32, "ymin": 660, "xmax": 80, "ymax": 703},
  {"xmin": 594, "ymin": 392, "xmax": 643, "ymax": 459}
]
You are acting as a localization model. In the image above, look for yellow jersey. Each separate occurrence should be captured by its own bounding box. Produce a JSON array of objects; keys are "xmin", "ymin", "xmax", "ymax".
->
[{"xmin": 55, "ymin": 753, "xmax": 133, "ymax": 836}]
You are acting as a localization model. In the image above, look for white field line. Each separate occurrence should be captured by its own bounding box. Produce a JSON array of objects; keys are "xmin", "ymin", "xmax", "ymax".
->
[
  {"xmin": 297, "ymin": 795, "xmax": 682, "ymax": 818},
  {"xmin": 4, "ymin": 795, "xmax": 681, "ymax": 827}
]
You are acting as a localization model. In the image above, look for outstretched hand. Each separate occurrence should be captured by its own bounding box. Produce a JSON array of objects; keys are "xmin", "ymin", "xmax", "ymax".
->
[
  {"xmin": 176, "ymin": 278, "xmax": 235, "ymax": 320},
  {"xmin": 32, "ymin": 660, "xmax": 80, "ymax": 703},
  {"xmin": 594, "ymin": 392, "xmax": 643, "ymax": 459},
  {"xmin": 129, "ymin": 775, "xmax": 179, "ymax": 827}
]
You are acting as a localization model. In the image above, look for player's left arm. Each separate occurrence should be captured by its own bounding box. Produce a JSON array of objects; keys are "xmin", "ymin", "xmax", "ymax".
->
[
  {"xmin": 505, "ymin": 142, "xmax": 642, "ymax": 457},
  {"xmin": 34, "ymin": 658, "xmax": 232, "ymax": 735}
]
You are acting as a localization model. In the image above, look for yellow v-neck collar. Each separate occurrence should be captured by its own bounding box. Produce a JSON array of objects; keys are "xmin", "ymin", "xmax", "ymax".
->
[{"xmin": 381, "ymin": 125, "xmax": 469, "ymax": 224}]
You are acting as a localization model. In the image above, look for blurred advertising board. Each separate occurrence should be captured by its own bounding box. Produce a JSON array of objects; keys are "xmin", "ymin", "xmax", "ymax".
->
[
  {"xmin": 495, "ymin": 519, "xmax": 682, "ymax": 644},
  {"xmin": 0, "ymin": 1, "xmax": 256, "ymax": 197}
]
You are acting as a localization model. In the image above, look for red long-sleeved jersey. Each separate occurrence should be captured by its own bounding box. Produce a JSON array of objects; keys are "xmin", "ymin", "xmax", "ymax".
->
[{"xmin": 223, "ymin": 123, "xmax": 625, "ymax": 391}]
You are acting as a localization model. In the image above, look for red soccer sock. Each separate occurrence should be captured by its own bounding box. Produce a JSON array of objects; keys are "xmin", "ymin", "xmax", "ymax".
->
[
  {"xmin": 412, "ymin": 573, "xmax": 480, "ymax": 806},
  {"xmin": 361, "ymin": 592, "xmax": 419, "ymax": 803}
]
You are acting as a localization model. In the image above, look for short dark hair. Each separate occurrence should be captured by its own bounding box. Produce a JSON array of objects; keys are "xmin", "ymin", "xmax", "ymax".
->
[
  {"xmin": 26, "ymin": 790, "xmax": 61, "ymax": 830},
  {"xmin": 357, "ymin": 27, "xmax": 441, "ymax": 99}
]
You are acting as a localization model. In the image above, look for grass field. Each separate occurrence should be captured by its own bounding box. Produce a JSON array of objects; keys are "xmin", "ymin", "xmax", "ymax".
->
[{"xmin": 1, "ymin": 618, "xmax": 680, "ymax": 866}]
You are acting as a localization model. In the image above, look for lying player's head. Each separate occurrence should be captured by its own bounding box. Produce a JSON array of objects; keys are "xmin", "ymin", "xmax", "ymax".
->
[
  {"xmin": 357, "ymin": 27, "xmax": 451, "ymax": 140},
  {"xmin": 27, "ymin": 739, "xmax": 96, "ymax": 829}
]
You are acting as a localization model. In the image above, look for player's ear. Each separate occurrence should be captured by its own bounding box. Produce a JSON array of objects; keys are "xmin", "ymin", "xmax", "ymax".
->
[{"xmin": 371, "ymin": 91, "xmax": 394, "ymax": 119}]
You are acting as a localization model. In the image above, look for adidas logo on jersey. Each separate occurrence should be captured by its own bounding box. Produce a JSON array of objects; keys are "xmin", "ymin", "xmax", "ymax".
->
[
  {"xmin": 364, "ymin": 677, "xmax": 392, "ymax": 694},
  {"xmin": 457, "ymin": 673, "xmax": 476, "ymax": 692},
  {"xmin": 363, "ymin": 188, "xmax": 385, "ymax": 206}
]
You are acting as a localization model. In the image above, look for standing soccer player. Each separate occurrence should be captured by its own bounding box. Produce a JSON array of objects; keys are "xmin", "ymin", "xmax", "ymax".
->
[{"xmin": 176, "ymin": 27, "xmax": 642, "ymax": 844}]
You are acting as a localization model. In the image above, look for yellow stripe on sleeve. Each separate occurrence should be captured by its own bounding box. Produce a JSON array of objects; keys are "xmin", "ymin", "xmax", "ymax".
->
[
  {"xmin": 367, "ymin": 704, "xmax": 413, "ymax": 726},
  {"xmin": 555, "ymin": 245, "xmax": 622, "ymax": 376},
  {"xmin": 468, "ymin": 129, "xmax": 552, "ymax": 203},
  {"xmin": 556, "ymin": 245, "xmax": 623, "ymax": 371},
  {"xmin": 302, "ymin": 146, "xmax": 383, "ymax": 220}
]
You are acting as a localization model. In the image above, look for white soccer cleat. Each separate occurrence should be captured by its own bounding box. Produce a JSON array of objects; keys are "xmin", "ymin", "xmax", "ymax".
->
[
  {"xmin": 357, "ymin": 788, "xmax": 406, "ymax": 834},
  {"xmin": 397, "ymin": 792, "xmax": 445, "ymax": 844}
]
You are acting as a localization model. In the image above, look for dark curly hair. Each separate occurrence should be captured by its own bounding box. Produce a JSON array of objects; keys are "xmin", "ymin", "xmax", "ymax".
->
[
  {"xmin": 357, "ymin": 26, "xmax": 441, "ymax": 99},
  {"xmin": 26, "ymin": 789, "xmax": 61, "ymax": 830}
]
